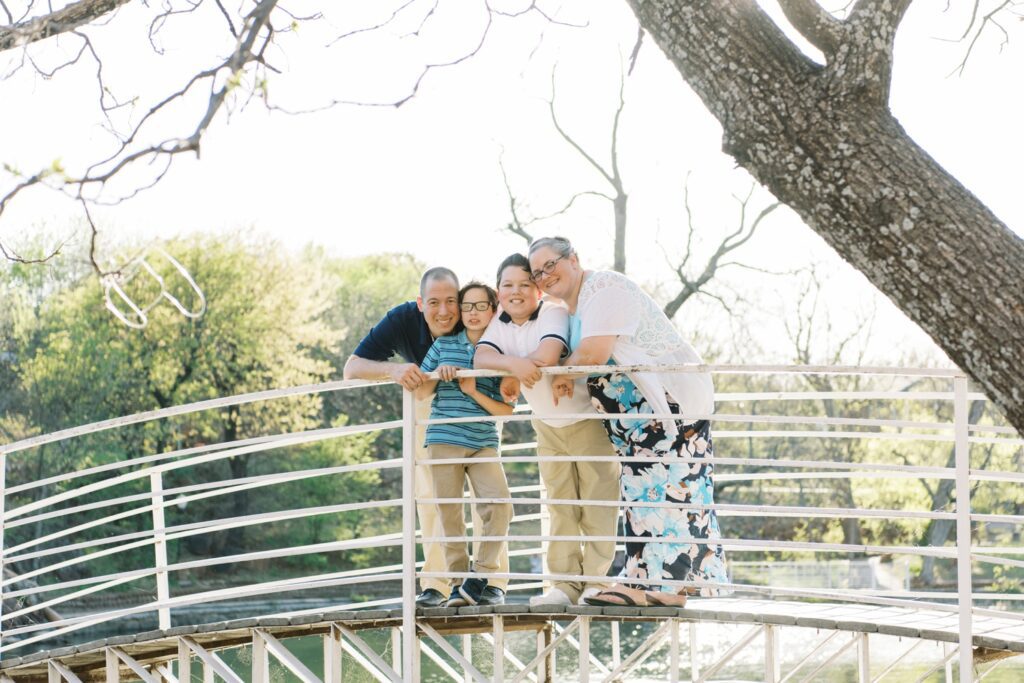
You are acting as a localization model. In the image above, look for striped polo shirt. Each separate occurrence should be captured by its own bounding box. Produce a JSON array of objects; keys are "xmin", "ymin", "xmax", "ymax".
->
[{"xmin": 420, "ymin": 330, "xmax": 503, "ymax": 449}]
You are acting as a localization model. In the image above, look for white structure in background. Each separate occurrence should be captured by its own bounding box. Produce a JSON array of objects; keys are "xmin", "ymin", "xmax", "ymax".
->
[{"xmin": 102, "ymin": 248, "xmax": 206, "ymax": 329}]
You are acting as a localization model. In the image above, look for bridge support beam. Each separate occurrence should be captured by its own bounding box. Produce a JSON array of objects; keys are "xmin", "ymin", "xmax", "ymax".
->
[
  {"xmin": 764, "ymin": 625, "xmax": 780, "ymax": 683},
  {"xmin": 857, "ymin": 633, "xmax": 870, "ymax": 683},
  {"xmin": 323, "ymin": 625, "xmax": 342, "ymax": 683}
]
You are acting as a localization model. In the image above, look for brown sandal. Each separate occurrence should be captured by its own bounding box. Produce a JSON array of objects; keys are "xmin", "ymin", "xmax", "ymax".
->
[{"xmin": 583, "ymin": 588, "xmax": 648, "ymax": 607}]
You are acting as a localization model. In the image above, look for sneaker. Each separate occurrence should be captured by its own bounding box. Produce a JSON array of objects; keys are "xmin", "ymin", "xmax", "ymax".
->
[
  {"xmin": 478, "ymin": 585, "xmax": 505, "ymax": 606},
  {"xmin": 446, "ymin": 577, "xmax": 488, "ymax": 607},
  {"xmin": 530, "ymin": 588, "xmax": 572, "ymax": 606},
  {"xmin": 415, "ymin": 588, "xmax": 447, "ymax": 608},
  {"xmin": 578, "ymin": 587, "xmax": 603, "ymax": 605}
]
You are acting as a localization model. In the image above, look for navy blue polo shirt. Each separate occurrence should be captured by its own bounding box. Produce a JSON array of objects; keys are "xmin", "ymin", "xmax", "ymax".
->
[{"xmin": 352, "ymin": 301, "xmax": 434, "ymax": 365}]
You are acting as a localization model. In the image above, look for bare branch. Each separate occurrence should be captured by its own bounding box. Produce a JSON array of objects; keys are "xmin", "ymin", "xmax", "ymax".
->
[
  {"xmin": 626, "ymin": 24, "xmax": 643, "ymax": 74},
  {"xmin": 778, "ymin": 0, "xmax": 842, "ymax": 55},
  {"xmin": 498, "ymin": 150, "xmax": 612, "ymax": 245},
  {"xmin": 663, "ymin": 187, "xmax": 779, "ymax": 320},
  {"xmin": 403, "ymin": 0, "xmax": 438, "ymax": 37},
  {"xmin": 80, "ymin": 197, "xmax": 110, "ymax": 276},
  {"xmin": 0, "ymin": 233, "xmax": 65, "ymax": 265},
  {"xmin": 328, "ymin": 0, "xmax": 419, "ymax": 46},
  {"xmin": 149, "ymin": 0, "xmax": 202, "ymax": 55},
  {"xmin": 213, "ymin": 0, "xmax": 238, "ymax": 37},
  {"xmin": 0, "ymin": 0, "xmax": 279, "ymax": 225},
  {"xmin": 0, "ymin": 2, "xmax": 13, "ymax": 25},
  {"xmin": 489, "ymin": 0, "xmax": 588, "ymax": 28},
  {"xmin": 0, "ymin": 0, "xmax": 131, "ymax": 51},
  {"xmin": 944, "ymin": 0, "xmax": 1017, "ymax": 77},
  {"xmin": 608, "ymin": 65, "xmax": 626, "ymax": 192},
  {"xmin": 548, "ymin": 69, "xmax": 615, "ymax": 188},
  {"xmin": 498, "ymin": 151, "xmax": 532, "ymax": 244}
]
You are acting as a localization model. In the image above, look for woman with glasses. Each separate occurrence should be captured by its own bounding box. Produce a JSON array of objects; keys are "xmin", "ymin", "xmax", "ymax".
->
[{"xmin": 527, "ymin": 236, "xmax": 727, "ymax": 607}]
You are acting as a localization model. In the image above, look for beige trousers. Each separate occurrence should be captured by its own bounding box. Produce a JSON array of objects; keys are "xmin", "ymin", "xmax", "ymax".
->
[
  {"xmin": 427, "ymin": 444, "xmax": 512, "ymax": 586},
  {"xmin": 415, "ymin": 400, "xmax": 509, "ymax": 592},
  {"xmin": 534, "ymin": 418, "xmax": 620, "ymax": 602}
]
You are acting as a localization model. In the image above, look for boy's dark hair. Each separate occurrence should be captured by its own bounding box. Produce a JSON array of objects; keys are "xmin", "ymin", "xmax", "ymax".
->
[
  {"xmin": 495, "ymin": 253, "xmax": 531, "ymax": 286},
  {"xmin": 459, "ymin": 281, "xmax": 497, "ymax": 310},
  {"xmin": 420, "ymin": 266, "xmax": 459, "ymax": 297}
]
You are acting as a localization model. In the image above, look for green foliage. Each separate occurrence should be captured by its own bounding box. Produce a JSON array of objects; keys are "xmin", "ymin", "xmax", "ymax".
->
[{"xmin": 1, "ymin": 239, "xmax": 428, "ymax": 588}]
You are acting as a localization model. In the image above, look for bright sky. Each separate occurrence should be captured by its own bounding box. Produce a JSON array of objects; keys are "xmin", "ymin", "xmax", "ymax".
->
[{"xmin": 1, "ymin": 0, "xmax": 1021, "ymax": 364}]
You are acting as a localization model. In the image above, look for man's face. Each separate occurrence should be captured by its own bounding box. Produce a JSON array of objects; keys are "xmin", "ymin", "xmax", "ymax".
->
[
  {"xmin": 496, "ymin": 266, "xmax": 540, "ymax": 322},
  {"xmin": 417, "ymin": 277, "xmax": 459, "ymax": 337}
]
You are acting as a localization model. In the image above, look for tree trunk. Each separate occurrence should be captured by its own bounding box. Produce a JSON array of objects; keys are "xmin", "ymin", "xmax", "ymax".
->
[
  {"xmin": 613, "ymin": 193, "xmax": 628, "ymax": 273},
  {"xmin": 626, "ymin": 0, "xmax": 1024, "ymax": 433}
]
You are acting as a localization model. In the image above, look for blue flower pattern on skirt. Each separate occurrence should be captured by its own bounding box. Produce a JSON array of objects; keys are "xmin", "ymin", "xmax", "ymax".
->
[{"xmin": 587, "ymin": 373, "xmax": 728, "ymax": 596}]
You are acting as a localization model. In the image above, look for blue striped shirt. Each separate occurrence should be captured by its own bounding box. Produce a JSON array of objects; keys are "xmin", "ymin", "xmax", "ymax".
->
[{"xmin": 420, "ymin": 330, "xmax": 503, "ymax": 449}]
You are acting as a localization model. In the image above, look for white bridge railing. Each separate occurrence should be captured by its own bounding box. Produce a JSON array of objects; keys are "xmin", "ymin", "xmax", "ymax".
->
[{"xmin": 1, "ymin": 364, "xmax": 1022, "ymax": 682}]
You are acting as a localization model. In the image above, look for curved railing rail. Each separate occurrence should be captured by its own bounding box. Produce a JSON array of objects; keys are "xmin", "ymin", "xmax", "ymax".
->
[{"xmin": 1, "ymin": 364, "xmax": 1022, "ymax": 682}]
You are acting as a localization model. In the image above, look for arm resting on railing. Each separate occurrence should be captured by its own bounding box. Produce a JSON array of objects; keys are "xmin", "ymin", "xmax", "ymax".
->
[
  {"xmin": 553, "ymin": 335, "xmax": 617, "ymax": 403},
  {"xmin": 343, "ymin": 354, "xmax": 428, "ymax": 391}
]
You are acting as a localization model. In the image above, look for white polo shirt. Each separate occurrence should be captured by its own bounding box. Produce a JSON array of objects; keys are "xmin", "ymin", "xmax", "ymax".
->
[{"xmin": 477, "ymin": 300, "xmax": 596, "ymax": 428}]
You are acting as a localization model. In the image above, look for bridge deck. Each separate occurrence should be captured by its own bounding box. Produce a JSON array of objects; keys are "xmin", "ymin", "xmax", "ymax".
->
[{"xmin": 2, "ymin": 599, "xmax": 1022, "ymax": 680}]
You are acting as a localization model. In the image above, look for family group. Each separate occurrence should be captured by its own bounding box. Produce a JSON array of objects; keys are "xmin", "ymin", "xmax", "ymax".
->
[{"xmin": 343, "ymin": 236, "xmax": 728, "ymax": 610}]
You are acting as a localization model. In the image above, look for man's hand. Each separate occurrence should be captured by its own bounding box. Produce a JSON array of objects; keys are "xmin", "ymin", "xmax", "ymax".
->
[
  {"xmin": 390, "ymin": 363, "xmax": 429, "ymax": 391},
  {"xmin": 500, "ymin": 376, "xmax": 521, "ymax": 404},
  {"xmin": 437, "ymin": 365, "xmax": 460, "ymax": 382},
  {"xmin": 507, "ymin": 356, "xmax": 543, "ymax": 388},
  {"xmin": 550, "ymin": 375, "xmax": 575, "ymax": 406}
]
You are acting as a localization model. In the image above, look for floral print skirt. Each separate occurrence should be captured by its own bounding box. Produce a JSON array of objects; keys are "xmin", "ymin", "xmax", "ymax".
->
[{"xmin": 587, "ymin": 372, "xmax": 728, "ymax": 595}]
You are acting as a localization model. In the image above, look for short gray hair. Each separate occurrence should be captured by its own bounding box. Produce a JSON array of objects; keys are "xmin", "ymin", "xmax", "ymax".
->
[{"xmin": 528, "ymin": 236, "xmax": 574, "ymax": 259}]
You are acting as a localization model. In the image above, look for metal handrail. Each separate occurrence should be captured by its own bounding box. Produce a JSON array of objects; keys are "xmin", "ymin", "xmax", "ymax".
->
[{"xmin": 0, "ymin": 364, "xmax": 1016, "ymax": 683}]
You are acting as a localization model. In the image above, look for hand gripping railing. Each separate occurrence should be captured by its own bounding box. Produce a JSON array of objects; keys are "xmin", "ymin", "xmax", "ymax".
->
[{"xmin": 0, "ymin": 364, "xmax": 1021, "ymax": 683}]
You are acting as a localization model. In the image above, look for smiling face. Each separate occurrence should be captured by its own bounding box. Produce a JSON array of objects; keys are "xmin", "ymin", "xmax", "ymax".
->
[
  {"xmin": 497, "ymin": 264, "xmax": 540, "ymax": 324},
  {"xmin": 459, "ymin": 286, "xmax": 496, "ymax": 332},
  {"xmin": 529, "ymin": 245, "xmax": 580, "ymax": 306},
  {"xmin": 417, "ymin": 276, "xmax": 459, "ymax": 337}
]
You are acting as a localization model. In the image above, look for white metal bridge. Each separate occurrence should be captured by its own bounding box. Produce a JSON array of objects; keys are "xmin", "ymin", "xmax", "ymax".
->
[{"xmin": 0, "ymin": 365, "xmax": 1022, "ymax": 682}]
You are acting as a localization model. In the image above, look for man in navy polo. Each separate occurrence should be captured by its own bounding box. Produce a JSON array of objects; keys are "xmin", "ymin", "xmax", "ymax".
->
[{"xmin": 343, "ymin": 267, "xmax": 508, "ymax": 607}]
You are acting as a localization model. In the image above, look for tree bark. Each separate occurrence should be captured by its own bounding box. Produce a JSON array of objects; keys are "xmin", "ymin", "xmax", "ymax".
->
[
  {"xmin": 0, "ymin": 0, "xmax": 131, "ymax": 51},
  {"xmin": 626, "ymin": 0, "xmax": 1024, "ymax": 433}
]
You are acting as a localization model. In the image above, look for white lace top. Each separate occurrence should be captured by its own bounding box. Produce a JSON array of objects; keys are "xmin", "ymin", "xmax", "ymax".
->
[{"xmin": 574, "ymin": 270, "xmax": 714, "ymax": 433}]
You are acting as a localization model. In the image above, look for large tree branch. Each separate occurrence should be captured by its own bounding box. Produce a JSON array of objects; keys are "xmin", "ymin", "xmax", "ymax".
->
[
  {"xmin": 777, "ymin": 0, "xmax": 842, "ymax": 55},
  {"xmin": 0, "ymin": 0, "xmax": 130, "ymax": 51},
  {"xmin": 839, "ymin": 0, "xmax": 913, "ymax": 104}
]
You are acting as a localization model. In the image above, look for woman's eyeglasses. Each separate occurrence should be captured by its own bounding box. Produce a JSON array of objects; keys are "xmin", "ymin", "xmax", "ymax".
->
[
  {"xmin": 531, "ymin": 255, "xmax": 566, "ymax": 281},
  {"xmin": 460, "ymin": 302, "xmax": 492, "ymax": 312}
]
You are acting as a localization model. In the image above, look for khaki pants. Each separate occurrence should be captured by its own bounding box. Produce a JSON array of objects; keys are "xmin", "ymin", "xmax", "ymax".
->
[
  {"xmin": 415, "ymin": 400, "xmax": 509, "ymax": 592},
  {"xmin": 534, "ymin": 418, "xmax": 620, "ymax": 602},
  {"xmin": 427, "ymin": 444, "xmax": 512, "ymax": 586}
]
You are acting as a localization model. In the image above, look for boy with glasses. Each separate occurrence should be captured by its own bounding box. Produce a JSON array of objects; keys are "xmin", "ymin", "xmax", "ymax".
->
[{"xmin": 416, "ymin": 282, "xmax": 515, "ymax": 606}]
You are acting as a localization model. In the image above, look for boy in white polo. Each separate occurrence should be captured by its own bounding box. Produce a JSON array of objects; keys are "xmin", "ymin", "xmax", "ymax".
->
[{"xmin": 475, "ymin": 253, "xmax": 620, "ymax": 606}]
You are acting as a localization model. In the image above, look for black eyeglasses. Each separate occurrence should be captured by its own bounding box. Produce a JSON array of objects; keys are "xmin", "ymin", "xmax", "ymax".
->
[
  {"xmin": 460, "ymin": 302, "xmax": 492, "ymax": 312},
  {"xmin": 531, "ymin": 255, "xmax": 566, "ymax": 281}
]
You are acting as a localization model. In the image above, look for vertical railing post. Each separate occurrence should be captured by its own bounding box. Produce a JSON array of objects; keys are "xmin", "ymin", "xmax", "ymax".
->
[
  {"xmin": 150, "ymin": 470, "xmax": 171, "ymax": 629},
  {"xmin": 0, "ymin": 448, "xmax": 6, "ymax": 658},
  {"xmin": 401, "ymin": 389, "xmax": 418, "ymax": 681},
  {"xmin": 953, "ymin": 374, "xmax": 973, "ymax": 682}
]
